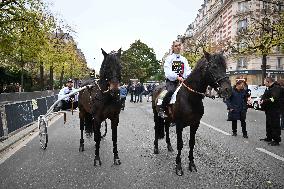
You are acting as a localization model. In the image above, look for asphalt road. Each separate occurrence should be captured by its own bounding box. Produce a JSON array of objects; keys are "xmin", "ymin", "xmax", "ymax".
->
[{"xmin": 0, "ymin": 96, "xmax": 283, "ymax": 189}]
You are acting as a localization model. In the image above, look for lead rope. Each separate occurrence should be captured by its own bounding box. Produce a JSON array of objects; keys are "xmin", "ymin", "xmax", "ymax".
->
[{"xmin": 181, "ymin": 81, "xmax": 206, "ymax": 97}]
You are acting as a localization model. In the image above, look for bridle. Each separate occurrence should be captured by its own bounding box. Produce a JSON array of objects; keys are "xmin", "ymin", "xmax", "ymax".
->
[{"xmin": 182, "ymin": 58, "xmax": 228, "ymax": 97}]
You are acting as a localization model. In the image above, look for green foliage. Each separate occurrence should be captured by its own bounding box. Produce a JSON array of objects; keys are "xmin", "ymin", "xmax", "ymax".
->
[
  {"xmin": 231, "ymin": 10, "xmax": 284, "ymax": 56},
  {"xmin": 121, "ymin": 40, "xmax": 161, "ymax": 83},
  {"xmin": 0, "ymin": 0, "xmax": 89, "ymax": 91}
]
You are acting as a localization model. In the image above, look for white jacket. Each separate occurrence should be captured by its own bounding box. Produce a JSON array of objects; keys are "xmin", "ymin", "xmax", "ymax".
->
[
  {"xmin": 58, "ymin": 87, "xmax": 78, "ymax": 101},
  {"xmin": 164, "ymin": 53, "xmax": 191, "ymax": 81}
]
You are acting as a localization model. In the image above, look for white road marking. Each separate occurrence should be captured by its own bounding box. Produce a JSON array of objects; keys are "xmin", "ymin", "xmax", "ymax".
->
[
  {"xmin": 256, "ymin": 148, "xmax": 284, "ymax": 162},
  {"xmin": 200, "ymin": 121, "xmax": 231, "ymax": 136}
]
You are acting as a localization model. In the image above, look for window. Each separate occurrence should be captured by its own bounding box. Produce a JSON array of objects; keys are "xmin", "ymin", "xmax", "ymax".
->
[
  {"xmin": 280, "ymin": 4, "xmax": 284, "ymax": 11},
  {"xmin": 237, "ymin": 58, "xmax": 247, "ymax": 68},
  {"xmin": 237, "ymin": 19, "xmax": 248, "ymax": 31},
  {"xmin": 277, "ymin": 57, "xmax": 281, "ymax": 69},
  {"xmin": 238, "ymin": 1, "xmax": 248, "ymax": 12}
]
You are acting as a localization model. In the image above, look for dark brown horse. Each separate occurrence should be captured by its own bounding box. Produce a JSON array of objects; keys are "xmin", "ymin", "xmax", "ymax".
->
[
  {"xmin": 152, "ymin": 50, "xmax": 232, "ymax": 176},
  {"xmin": 78, "ymin": 48, "xmax": 122, "ymax": 166}
]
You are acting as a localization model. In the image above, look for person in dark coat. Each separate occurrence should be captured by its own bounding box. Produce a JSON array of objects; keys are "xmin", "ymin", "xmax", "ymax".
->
[
  {"xmin": 279, "ymin": 80, "xmax": 284, "ymax": 130},
  {"xmin": 260, "ymin": 77, "xmax": 282, "ymax": 146},
  {"xmin": 129, "ymin": 83, "xmax": 135, "ymax": 103},
  {"xmin": 225, "ymin": 80, "xmax": 248, "ymax": 138}
]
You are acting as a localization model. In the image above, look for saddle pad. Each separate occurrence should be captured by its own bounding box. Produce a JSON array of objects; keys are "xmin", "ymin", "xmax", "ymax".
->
[
  {"xmin": 169, "ymin": 84, "xmax": 182, "ymax": 104},
  {"xmin": 156, "ymin": 90, "xmax": 168, "ymax": 105}
]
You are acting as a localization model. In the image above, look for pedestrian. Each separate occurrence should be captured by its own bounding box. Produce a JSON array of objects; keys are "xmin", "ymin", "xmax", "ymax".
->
[
  {"xmin": 225, "ymin": 79, "xmax": 248, "ymax": 138},
  {"xmin": 120, "ymin": 84, "xmax": 127, "ymax": 110},
  {"xmin": 54, "ymin": 79, "xmax": 79, "ymax": 111},
  {"xmin": 158, "ymin": 40, "xmax": 192, "ymax": 118},
  {"xmin": 134, "ymin": 82, "xmax": 141, "ymax": 103},
  {"xmin": 279, "ymin": 80, "xmax": 284, "ymax": 130},
  {"xmin": 147, "ymin": 83, "xmax": 154, "ymax": 102},
  {"xmin": 260, "ymin": 77, "xmax": 282, "ymax": 146},
  {"xmin": 129, "ymin": 83, "xmax": 135, "ymax": 103}
]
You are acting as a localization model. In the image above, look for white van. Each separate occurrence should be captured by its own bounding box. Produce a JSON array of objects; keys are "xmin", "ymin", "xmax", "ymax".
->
[{"xmin": 247, "ymin": 85, "xmax": 267, "ymax": 109}]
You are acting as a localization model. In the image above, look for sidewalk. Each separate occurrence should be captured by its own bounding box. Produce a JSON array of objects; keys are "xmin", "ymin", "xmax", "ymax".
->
[{"xmin": 0, "ymin": 114, "xmax": 62, "ymax": 154}]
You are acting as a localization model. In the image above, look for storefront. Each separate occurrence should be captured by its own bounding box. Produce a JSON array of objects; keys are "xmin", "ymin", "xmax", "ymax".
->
[{"xmin": 226, "ymin": 70, "xmax": 284, "ymax": 85}]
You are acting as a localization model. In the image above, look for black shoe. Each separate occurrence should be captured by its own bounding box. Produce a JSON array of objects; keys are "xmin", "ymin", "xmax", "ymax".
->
[
  {"xmin": 243, "ymin": 134, "xmax": 248, "ymax": 138},
  {"xmin": 232, "ymin": 132, "xmax": 237, "ymax": 136},
  {"xmin": 53, "ymin": 106, "xmax": 60, "ymax": 112},
  {"xmin": 260, "ymin": 138, "xmax": 272, "ymax": 142},
  {"xmin": 268, "ymin": 141, "xmax": 280, "ymax": 146}
]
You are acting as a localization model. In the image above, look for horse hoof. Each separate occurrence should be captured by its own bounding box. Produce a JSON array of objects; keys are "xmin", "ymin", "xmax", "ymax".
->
[
  {"xmin": 167, "ymin": 144, "xmax": 174, "ymax": 152},
  {"xmin": 114, "ymin": 158, "xmax": 121, "ymax": 165},
  {"xmin": 94, "ymin": 157, "xmax": 102, "ymax": 166},
  {"xmin": 175, "ymin": 164, "xmax": 184, "ymax": 176},
  {"xmin": 79, "ymin": 145, "xmax": 84, "ymax": 152},
  {"xmin": 188, "ymin": 162, "xmax": 197, "ymax": 172},
  {"xmin": 154, "ymin": 147, "xmax": 159, "ymax": 154}
]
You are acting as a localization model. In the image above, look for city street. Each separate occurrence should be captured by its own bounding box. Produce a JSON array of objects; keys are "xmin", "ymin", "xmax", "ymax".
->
[{"xmin": 0, "ymin": 97, "xmax": 283, "ymax": 189}]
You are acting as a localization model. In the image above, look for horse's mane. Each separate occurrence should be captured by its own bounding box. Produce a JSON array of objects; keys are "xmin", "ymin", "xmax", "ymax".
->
[{"xmin": 192, "ymin": 53, "xmax": 226, "ymax": 73}]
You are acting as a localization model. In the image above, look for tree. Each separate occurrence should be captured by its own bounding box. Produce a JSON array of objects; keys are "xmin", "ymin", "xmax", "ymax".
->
[
  {"xmin": 0, "ymin": 0, "xmax": 56, "ymax": 90},
  {"xmin": 121, "ymin": 40, "xmax": 161, "ymax": 83},
  {"xmin": 230, "ymin": 2, "xmax": 284, "ymax": 84}
]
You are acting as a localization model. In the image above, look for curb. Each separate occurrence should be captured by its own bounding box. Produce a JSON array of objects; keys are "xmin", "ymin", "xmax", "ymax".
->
[{"xmin": 0, "ymin": 114, "xmax": 62, "ymax": 153}]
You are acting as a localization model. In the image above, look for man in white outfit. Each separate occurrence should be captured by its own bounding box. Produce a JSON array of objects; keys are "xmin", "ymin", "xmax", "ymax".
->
[
  {"xmin": 158, "ymin": 40, "xmax": 192, "ymax": 118},
  {"xmin": 54, "ymin": 79, "xmax": 79, "ymax": 111}
]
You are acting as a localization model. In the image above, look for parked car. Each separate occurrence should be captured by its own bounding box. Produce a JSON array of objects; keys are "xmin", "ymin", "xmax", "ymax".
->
[
  {"xmin": 251, "ymin": 95, "xmax": 263, "ymax": 110},
  {"xmin": 247, "ymin": 85, "xmax": 266, "ymax": 110}
]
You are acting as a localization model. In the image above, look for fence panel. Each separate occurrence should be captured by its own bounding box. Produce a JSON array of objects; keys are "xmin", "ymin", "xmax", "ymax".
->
[
  {"xmin": 5, "ymin": 101, "xmax": 33, "ymax": 134},
  {"xmin": 46, "ymin": 96, "xmax": 56, "ymax": 110},
  {"xmin": 32, "ymin": 98, "xmax": 48, "ymax": 121},
  {"xmin": 0, "ymin": 112, "xmax": 3, "ymax": 138}
]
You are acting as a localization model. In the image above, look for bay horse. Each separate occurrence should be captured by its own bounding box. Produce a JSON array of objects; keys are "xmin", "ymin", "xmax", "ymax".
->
[
  {"xmin": 78, "ymin": 48, "xmax": 122, "ymax": 166},
  {"xmin": 152, "ymin": 50, "xmax": 232, "ymax": 176}
]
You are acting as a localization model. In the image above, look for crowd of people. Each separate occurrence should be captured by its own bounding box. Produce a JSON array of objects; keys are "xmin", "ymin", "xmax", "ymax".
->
[
  {"xmin": 128, "ymin": 82, "xmax": 155, "ymax": 103},
  {"xmin": 0, "ymin": 83, "xmax": 22, "ymax": 93}
]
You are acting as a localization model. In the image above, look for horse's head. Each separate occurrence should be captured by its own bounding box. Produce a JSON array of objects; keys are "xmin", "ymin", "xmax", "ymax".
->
[
  {"xmin": 100, "ymin": 48, "xmax": 122, "ymax": 93},
  {"xmin": 203, "ymin": 50, "xmax": 232, "ymax": 98}
]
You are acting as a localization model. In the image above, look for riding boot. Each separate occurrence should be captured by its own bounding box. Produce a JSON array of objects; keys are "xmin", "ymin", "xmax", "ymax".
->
[
  {"xmin": 158, "ymin": 91, "xmax": 173, "ymax": 118},
  {"xmin": 53, "ymin": 101, "xmax": 63, "ymax": 112}
]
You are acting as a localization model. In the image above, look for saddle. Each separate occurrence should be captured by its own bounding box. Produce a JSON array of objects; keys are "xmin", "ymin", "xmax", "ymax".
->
[{"xmin": 156, "ymin": 84, "xmax": 182, "ymax": 106}]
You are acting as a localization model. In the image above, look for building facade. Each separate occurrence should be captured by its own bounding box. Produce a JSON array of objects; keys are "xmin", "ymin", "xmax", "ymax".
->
[{"xmin": 182, "ymin": 0, "xmax": 284, "ymax": 85}]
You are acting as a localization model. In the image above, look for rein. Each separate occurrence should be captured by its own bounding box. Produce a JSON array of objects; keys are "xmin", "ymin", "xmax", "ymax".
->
[{"xmin": 181, "ymin": 82, "xmax": 205, "ymax": 97}]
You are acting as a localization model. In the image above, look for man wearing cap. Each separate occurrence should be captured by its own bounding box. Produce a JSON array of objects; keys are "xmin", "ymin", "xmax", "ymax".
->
[
  {"xmin": 158, "ymin": 40, "xmax": 192, "ymax": 118},
  {"xmin": 54, "ymin": 79, "xmax": 79, "ymax": 111}
]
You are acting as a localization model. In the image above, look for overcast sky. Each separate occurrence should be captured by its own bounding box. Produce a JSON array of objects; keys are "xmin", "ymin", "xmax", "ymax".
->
[{"xmin": 45, "ymin": 0, "xmax": 203, "ymax": 72}]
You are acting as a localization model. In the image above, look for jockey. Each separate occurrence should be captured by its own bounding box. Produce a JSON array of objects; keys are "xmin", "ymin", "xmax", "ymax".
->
[
  {"xmin": 158, "ymin": 40, "xmax": 192, "ymax": 118},
  {"xmin": 54, "ymin": 78, "xmax": 79, "ymax": 111}
]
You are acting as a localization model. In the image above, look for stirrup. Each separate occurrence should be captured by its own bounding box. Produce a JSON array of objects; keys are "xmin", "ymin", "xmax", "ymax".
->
[{"xmin": 158, "ymin": 108, "xmax": 167, "ymax": 118}]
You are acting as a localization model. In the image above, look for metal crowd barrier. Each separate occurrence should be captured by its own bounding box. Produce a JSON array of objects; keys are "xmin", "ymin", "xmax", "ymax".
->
[{"xmin": 0, "ymin": 95, "xmax": 57, "ymax": 140}]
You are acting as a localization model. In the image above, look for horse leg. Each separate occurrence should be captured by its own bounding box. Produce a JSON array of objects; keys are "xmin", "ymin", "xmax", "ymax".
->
[
  {"xmin": 153, "ymin": 110, "xmax": 160, "ymax": 154},
  {"xmin": 111, "ymin": 119, "xmax": 121, "ymax": 165},
  {"xmin": 94, "ymin": 119, "xmax": 102, "ymax": 166},
  {"xmin": 188, "ymin": 125, "xmax": 198, "ymax": 172},
  {"xmin": 175, "ymin": 124, "xmax": 184, "ymax": 176},
  {"xmin": 79, "ymin": 117, "xmax": 85, "ymax": 152},
  {"xmin": 165, "ymin": 119, "xmax": 173, "ymax": 152}
]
